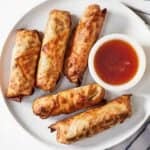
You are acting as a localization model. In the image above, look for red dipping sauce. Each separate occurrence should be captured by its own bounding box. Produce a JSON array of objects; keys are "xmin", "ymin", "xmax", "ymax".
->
[{"xmin": 94, "ymin": 39, "xmax": 139, "ymax": 85}]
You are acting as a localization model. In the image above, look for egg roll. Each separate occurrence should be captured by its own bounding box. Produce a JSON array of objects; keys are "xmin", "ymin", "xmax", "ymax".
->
[
  {"xmin": 36, "ymin": 10, "xmax": 71, "ymax": 91},
  {"xmin": 49, "ymin": 95, "xmax": 132, "ymax": 144},
  {"xmin": 64, "ymin": 4, "xmax": 107, "ymax": 84},
  {"xmin": 7, "ymin": 29, "xmax": 41, "ymax": 101},
  {"xmin": 32, "ymin": 83, "xmax": 105, "ymax": 118}
]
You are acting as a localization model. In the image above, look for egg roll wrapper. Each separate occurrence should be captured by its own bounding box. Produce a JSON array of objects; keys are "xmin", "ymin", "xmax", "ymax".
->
[
  {"xmin": 32, "ymin": 83, "xmax": 105, "ymax": 118},
  {"xmin": 36, "ymin": 10, "xmax": 71, "ymax": 91},
  {"xmin": 49, "ymin": 95, "xmax": 132, "ymax": 144},
  {"xmin": 7, "ymin": 29, "xmax": 41, "ymax": 101},
  {"xmin": 64, "ymin": 4, "xmax": 107, "ymax": 84}
]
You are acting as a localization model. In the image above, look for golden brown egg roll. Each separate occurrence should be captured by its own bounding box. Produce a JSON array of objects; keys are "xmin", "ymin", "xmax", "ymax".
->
[
  {"xmin": 49, "ymin": 95, "xmax": 132, "ymax": 144},
  {"xmin": 36, "ymin": 10, "xmax": 71, "ymax": 91},
  {"xmin": 64, "ymin": 4, "xmax": 107, "ymax": 84},
  {"xmin": 7, "ymin": 29, "xmax": 41, "ymax": 101},
  {"xmin": 32, "ymin": 83, "xmax": 105, "ymax": 118}
]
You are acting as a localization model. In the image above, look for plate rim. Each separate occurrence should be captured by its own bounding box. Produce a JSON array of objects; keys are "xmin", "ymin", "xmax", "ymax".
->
[{"xmin": 0, "ymin": 0, "xmax": 149, "ymax": 149}]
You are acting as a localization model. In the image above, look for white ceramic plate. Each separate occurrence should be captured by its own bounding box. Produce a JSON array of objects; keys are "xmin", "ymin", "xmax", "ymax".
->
[{"xmin": 0, "ymin": 0, "xmax": 150, "ymax": 149}]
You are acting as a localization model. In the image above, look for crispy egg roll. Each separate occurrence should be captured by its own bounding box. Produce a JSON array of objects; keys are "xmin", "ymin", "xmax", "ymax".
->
[
  {"xmin": 7, "ymin": 29, "xmax": 41, "ymax": 101},
  {"xmin": 32, "ymin": 83, "xmax": 105, "ymax": 118},
  {"xmin": 36, "ymin": 10, "xmax": 71, "ymax": 91},
  {"xmin": 64, "ymin": 4, "xmax": 107, "ymax": 84},
  {"xmin": 49, "ymin": 95, "xmax": 132, "ymax": 144}
]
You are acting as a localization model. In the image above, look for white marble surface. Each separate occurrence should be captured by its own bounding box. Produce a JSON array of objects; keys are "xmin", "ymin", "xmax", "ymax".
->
[{"xmin": 0, "ymin": 0, "xmax": 149, "ymax": 150}]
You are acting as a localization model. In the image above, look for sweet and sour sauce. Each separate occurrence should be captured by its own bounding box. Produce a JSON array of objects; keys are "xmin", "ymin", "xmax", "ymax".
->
[{"xmin": 94, "ymin": 39, "xmax": 139, "ymax": 85}]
